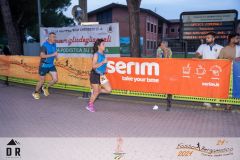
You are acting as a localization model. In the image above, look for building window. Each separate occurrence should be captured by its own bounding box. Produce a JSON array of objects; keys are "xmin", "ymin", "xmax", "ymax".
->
[
  {"xmin": 147, "ymin": 40, "xmax": 150, "ymax": 49},
  {"xmin": 166, "ymin": 28, "xmax": 168, "ymax": 34},
  {"xmin": 178, "ymin": 28, "xmax": 180, "ymax": 33},
  {"xmin": 158, "ymin": 27, "xmax": 162, "ymax": 34},
  {"xmin": 151, "ymin": 24, "xmax": 154, "ymax": 32},
  {"xmin": 96, "ymin": 9, "xmax": 112, "ymax": 24},
  {"xmin": 147, "ymin": 22, "xmax": 150, "ymax": 32},
  {"xmin": 170, "ymin": 28, "xmax": 175, "ymax": 33},
  {"xmin": 147, "ymin": 40, "xmax": 158, "ymax": 49},
  {"xmin": 154, "ymin": 25, "xmax": 157, "ymax": 33}
]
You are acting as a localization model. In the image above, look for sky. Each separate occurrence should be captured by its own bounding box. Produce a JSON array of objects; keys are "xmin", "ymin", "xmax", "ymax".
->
[{"xmin": 64, "ymin": 0, "xmax": 240, "ymax": 20}]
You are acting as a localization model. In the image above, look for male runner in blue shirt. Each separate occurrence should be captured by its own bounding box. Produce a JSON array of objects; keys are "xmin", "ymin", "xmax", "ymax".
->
[{"xmin": 32, "ymin": 32, "xmax": 58, "ymax": 99}]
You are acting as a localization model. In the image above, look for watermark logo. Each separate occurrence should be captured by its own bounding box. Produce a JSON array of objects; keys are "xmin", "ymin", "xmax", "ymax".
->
[
  {"xmin": 176, "ymin": 139, "xmax": 234, "ymax": 157},
  {"xmin": 113, "ymin": 137, "xmax": 126, "ymax": 160},
  {"xmin": 5, "ymin": 139, "xmax": 21, "ymax": 159}
]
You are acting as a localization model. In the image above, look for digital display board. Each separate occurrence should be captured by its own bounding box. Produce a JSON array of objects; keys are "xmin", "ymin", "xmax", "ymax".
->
[{"xmin": 180, "ymin": 11, "xmax": 238, "ymax": 40}]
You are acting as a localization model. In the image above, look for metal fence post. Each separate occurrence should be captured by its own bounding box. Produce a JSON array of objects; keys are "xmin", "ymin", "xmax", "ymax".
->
[{"xmin": 166, "ymin": 94, "xmax": 172, "ymax": 111}]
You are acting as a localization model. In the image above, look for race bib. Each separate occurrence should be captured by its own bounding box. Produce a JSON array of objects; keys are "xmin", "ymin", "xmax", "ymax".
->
[{"xmin": 100, "ymin": 75, "xmax": 109, "ymax": 85}]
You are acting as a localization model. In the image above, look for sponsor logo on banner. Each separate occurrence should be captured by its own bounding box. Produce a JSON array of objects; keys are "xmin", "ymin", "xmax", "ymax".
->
[
  {"xmin": 108, "ymin": 61, "xmax": 159, "ymax": 76},
  {"xmin": 108, "ymin": 60, "xmax": 160, "ymax": 83}
]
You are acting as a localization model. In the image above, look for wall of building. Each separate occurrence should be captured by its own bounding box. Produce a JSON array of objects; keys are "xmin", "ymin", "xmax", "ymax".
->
[
  {"xmin": 88, "ymin": 14, "xmax": 97, "ymax": 22},
  {"xmin": 112, "ymin": 7, "xmax": 130, "ymax": 37},
  {"xmin": 145, "ymin": 14, "xmax": 158, "ymax": 57},
  {"xmin": 167, "ymin": 23, "xmax": 180, "ymax": 39},
  {"xmin": 162, "ymin": 23, "xmax": 169, "ymax": 40}
]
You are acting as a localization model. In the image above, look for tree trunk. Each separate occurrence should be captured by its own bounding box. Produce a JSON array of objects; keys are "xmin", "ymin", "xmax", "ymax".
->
[
  {"xmin": 126, "ymin": 0, "xmax": 141, "ymax": 57},
  {"xmin": 0, "ymin": 0, "xmax": 22, "ymax": 55}
]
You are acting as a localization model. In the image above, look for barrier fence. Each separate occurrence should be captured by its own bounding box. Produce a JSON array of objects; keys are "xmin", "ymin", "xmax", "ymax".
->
[{"xmin": 0, "ymin": 55, "xmax": 239, "ymax": 105}]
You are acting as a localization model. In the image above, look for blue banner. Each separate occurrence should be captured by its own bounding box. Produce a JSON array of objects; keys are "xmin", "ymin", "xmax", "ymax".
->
[{"xmin": 233, "ymin": 62, "xmax": 240, "ymax": 98}]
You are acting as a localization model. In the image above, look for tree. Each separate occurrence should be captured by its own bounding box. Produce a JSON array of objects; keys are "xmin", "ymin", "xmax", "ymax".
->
[
  {"xmin": 41, "ymin": 0, "xmax": 74, "ymax": 27},
  {"xmin": 0, "ymin": 0, "xmax": 22, "ymax": 54},
  {"xmin": 0, "ymin": 0, "xmax": 74, "ymax": 54},
  {"xmin": 126, "ymin": 0, "xmax": 141, "ymax": 57}
]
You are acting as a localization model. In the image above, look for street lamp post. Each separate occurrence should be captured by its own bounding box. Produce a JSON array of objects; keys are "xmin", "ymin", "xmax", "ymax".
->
[
  {"xmin": 79, "ymin": 0, "xmax": 88, "ymax": 22},
  {"xmin": 37, "ymin": 0, "xmax": 42, "ymax": 27},
  {"xmin": 37, "ymin": 0, "xmax": 42, "ymax": 41}
]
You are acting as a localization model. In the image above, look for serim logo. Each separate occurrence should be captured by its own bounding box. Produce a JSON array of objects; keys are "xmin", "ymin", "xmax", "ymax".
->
[
  {"xmin": 5, "ymin": 139, "xmax": 21, "ymax": 159},
  {"xmin": 107, "ymin": 61, "xmax": 160, "ymax": 76}
]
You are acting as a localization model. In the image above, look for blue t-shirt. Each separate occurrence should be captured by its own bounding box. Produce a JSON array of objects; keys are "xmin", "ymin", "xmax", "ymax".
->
[
  {"xmin": 40, "ymin": 41, "xmax": 57, "ymax": 68},
  {"xmin": 95, "ymin": 52, "xmax": 107, "ymax": 75}
]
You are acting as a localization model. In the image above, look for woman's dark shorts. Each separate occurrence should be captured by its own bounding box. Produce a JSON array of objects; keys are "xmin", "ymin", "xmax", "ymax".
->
[{"xmin": 90, "ymin": 70, "xmax": 100, "ymax": 84}]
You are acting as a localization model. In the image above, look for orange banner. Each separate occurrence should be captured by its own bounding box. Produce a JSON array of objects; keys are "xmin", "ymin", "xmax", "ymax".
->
[
  {"xmin": 8, "ymin": 56, "xmax": 40, "ymax": 80},
  {"xmin": 0, "ymin": 55, "xmax": 92, "ymax": 87},
  {"xmin": 0, "ymin": 56, "xmax": 232, "ymax": 98},
  {"xmin": 0, "ymin": 55, "xmax": 10, "ymax": 76},
  {"xmin": 55, "ymin": 57, "xmax": 91, "ymax": 87},
  {"xmin": 107, "ymin": 58, "xmax": 231, "ymax": 98}
]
